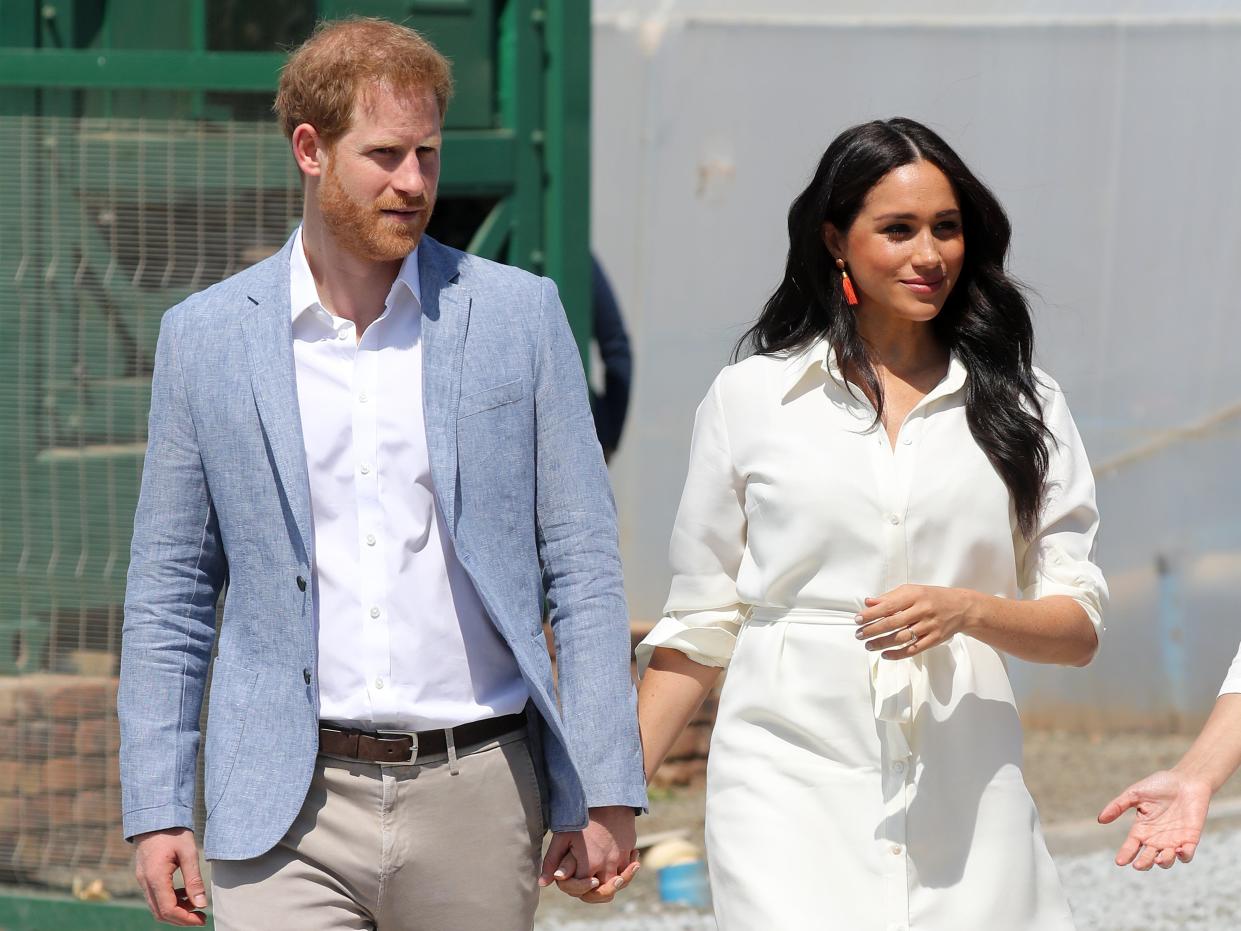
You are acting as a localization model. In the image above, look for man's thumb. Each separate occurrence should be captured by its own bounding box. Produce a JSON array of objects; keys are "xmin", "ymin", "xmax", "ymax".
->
[{"xmin": 179, "ymin": 847, "xmax": 208, "ymax": 908}]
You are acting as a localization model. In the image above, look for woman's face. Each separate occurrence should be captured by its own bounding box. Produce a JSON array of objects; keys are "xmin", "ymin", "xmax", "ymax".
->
[{"xmin": 823, "ymin": 160, "xmax": 965, "ymax": 323}]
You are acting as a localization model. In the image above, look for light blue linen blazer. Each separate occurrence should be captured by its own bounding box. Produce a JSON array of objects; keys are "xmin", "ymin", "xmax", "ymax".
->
[{"xmin": 118, "ymin": 234, "xmax": 646, "ymax": 861}]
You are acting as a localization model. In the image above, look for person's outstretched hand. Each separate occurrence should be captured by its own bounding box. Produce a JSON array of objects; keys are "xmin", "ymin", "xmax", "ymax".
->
[{"xmin": 1098, "ymin": 769, "xmax": 1212, "ymax": 870}]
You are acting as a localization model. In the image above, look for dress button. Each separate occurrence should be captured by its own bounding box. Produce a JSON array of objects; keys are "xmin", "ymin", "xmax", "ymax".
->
[
  {"xmin": 365, "ymin": 534, "xmax": 377, "ymax": 546},
  {"xmin": 374, "ymin": 677, "xmax": 385, "ymax": 690},
  {"xmin": 888, "ymin": 514, "xmax": 901, "ymax": 525},
  {"xmin": 360, "ymin": 464, "xmax": 371, "ymax": 475},
  {"xmin": 303, "ymin": 668, "xmax": 311, "ymax": 685},
  {"xmin": 296, "ymin": 575, "xmax": 307, "ymax": 592},
  {"xmin": 370, "ymin": 606, "xmax": 381, "ymax": 619},
  {"xmin": 890, "ymin": 844, "xmax": 903, "ymax": 856}
]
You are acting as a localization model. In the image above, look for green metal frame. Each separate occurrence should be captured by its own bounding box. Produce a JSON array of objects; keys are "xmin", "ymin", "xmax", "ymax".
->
[{"xmin": 0, "ymin": 0, "xmax": 592, "ymax": 347}]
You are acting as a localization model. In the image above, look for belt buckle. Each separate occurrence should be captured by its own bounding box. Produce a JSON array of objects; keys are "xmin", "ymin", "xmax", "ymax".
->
[{"xmin": 376, "ymin": 729, "xmax": 417, "ymax": 764}]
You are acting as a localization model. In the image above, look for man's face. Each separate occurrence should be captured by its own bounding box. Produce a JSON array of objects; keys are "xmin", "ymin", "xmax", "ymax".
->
[{"xmin": 316, "ymin": 85, "xmax": 442, "ymax": 262}]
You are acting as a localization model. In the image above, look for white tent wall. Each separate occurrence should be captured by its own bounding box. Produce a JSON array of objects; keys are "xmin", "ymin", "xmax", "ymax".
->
[{"xmin": 592, "ymin": 1, "xmax": 1241, "ymax": 727}]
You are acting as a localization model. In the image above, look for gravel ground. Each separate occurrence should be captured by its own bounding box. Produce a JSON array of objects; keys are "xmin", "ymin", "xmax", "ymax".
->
[{"xmin": 534, "ymin": 730, "xmax": 1241, "ymax": 930}]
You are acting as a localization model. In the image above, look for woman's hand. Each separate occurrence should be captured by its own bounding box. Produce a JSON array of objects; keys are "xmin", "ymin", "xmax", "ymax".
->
[{"xmin": 854, "ymin": 584, "xmax": 982, "ymax": 660}]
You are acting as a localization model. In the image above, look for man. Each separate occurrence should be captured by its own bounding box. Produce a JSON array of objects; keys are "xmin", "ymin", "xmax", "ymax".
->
[
  {"xmin": 119, "ymin": 18, "xmax": 645, "ymax": 930},
  {"xmin": 1099, "ymin": 643, "xmax": 1241, "ymax": 871}
]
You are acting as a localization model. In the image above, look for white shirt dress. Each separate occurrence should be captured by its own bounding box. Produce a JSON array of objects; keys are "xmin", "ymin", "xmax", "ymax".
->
[{"xmin": 638, "ymin": 341, "xmax": 1108, "ymax": 931}]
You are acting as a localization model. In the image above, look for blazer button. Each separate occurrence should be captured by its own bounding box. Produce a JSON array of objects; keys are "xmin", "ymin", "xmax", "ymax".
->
[
  {"xmin": 303, "ymin": 668, "xmax": 312, "ymax": 685},
  {"xmin": 296, "ymin": 575, "xmax": 307, "ymax": 592}
]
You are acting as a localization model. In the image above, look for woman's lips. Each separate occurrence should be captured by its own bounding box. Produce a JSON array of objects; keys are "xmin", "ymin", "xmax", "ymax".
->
[{"xmin": 900, "ymin": 277, "xmax": 945, "ymax": 295}]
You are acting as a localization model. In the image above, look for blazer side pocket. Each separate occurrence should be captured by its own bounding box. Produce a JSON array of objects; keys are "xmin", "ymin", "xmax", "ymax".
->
[
  {"xmin": 458, "ymin": 379, "xmax": 524, "ymax": 419},
  {"xmin": 203, "ymin": 657, "xmax": 261, "ymax": 817}
]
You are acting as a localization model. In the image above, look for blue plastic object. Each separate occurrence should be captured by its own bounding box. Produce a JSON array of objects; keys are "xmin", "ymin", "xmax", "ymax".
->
[{"xmin": 657, "ymin": 860, "xmax": 711, "ymax": 908}]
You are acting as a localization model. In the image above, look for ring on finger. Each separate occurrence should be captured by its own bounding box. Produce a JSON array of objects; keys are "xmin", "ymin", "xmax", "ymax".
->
[{"xmin": 906, "ymin": 629, "xmax": 919, "ymax": 647}]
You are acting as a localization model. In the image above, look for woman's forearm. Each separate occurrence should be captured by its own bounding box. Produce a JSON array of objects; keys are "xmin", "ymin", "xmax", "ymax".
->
[
  {"xmin": 963, "ymin": 592, "xmax": 1098, "ymax": 667},
  {"xmin": 1173, "ymin": 693, "xmax": 1241, "ymax": 793},
  {"xmin": 637, "ymin": 647, "xmax": 724, "ymax": 782}
]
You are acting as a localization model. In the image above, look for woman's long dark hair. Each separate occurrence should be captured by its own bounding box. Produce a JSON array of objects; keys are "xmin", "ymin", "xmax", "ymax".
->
[{"xmin": 735, "ymin": 117, "xmax": 1050, "ymax": 537}]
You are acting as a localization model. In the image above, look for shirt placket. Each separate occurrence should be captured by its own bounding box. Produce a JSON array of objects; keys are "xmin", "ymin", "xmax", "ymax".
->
[
  {"xmin": 352, "ymin": 325, "xmax": 391, "ymax": 725},
  {"xmin": 869, "ymin": 422, "xmax": 913, "ymax": 931}
]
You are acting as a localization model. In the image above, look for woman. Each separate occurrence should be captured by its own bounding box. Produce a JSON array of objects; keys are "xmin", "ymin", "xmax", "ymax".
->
[{"xmin": 637, "ymin": 118, "xmax": 1107, "ymax": 929}]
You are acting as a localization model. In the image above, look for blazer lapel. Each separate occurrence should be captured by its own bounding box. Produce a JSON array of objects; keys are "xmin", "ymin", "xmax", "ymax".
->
[
  {"xmin": 239, "ymin": 237, "xmax": 315, "ymax": 566},
  {"xmin": 419, "ymin": 236, "xmax": 471, "ymax": 535}
]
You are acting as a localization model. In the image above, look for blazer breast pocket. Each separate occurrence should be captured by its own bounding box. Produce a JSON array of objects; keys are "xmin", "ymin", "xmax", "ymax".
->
[{"xmin": 458, "ymin": 378, "xmax": 524, "ymax": 419}]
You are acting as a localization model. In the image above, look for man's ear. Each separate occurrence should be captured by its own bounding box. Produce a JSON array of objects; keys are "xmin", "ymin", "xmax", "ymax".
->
[
  {"xmin": 291, "ymin": 124, "xmax": 327, "ymax": 179},
  {"xmin": 821, "ymin": 222, "xmax": 846, "ymax": 262}
]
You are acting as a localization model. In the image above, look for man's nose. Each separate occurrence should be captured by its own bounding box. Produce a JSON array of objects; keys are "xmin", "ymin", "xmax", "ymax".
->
[{"xmin": 392, "ymin": 154, "xmax": 426, "ymax": 197}]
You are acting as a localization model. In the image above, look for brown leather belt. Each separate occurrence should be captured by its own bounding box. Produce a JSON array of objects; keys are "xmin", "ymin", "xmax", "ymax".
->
[{"xmin": 318, "ymin": 713, "xmax": 527, "ymax": 764}]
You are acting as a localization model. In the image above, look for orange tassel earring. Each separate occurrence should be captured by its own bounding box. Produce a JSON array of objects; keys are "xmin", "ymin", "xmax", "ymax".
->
[{"xmin": 836, "ymin": 258, "xmax": 859, "ymax": 306}]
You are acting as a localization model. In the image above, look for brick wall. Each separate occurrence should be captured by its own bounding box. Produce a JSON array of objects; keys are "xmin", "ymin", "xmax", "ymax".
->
[{"xmin": 0, "ymin": 675, "xmax": 131, "ymax": 890}]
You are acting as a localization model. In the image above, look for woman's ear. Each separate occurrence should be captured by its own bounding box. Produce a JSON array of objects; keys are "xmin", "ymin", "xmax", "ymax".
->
[{"xmin": 821, "ymin": 222, "xmax": 846, "ymax": 262}]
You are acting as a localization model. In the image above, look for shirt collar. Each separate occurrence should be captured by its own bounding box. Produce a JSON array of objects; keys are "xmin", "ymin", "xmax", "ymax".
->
[
  {"xmin": 289, "ymin": 225, "xmax": 422, "ymax": 323},
  {"xmin": 780, "ymin": 337, "xmax": 969, "ymax": 403}
]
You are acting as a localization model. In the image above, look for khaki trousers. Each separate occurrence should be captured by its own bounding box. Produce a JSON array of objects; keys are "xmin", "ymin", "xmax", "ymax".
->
[{"xmin": 210, "ymin": 730, "xmax": 545, "ymax": 931}]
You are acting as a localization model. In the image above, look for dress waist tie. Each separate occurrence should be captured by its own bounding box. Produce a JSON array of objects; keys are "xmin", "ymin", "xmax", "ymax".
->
[{"xmin": 747, "ymin": 606, "xmax": 965, "ymax": 761}]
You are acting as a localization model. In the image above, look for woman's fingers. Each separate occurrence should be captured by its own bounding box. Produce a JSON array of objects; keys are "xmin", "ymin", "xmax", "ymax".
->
[{"xmin": 1133, "ymin": 844, "xmax": 1160, "ymax": 871}]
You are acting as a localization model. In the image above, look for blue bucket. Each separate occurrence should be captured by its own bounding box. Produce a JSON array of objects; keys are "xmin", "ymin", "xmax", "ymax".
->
[{"xmin": 658, "ymin": 860, "xmax": 711, "ymax": 908}]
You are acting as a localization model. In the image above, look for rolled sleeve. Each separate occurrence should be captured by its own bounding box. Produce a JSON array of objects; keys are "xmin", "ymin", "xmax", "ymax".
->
[
  {"xmin": 641, "ymin": 375, "xmax": 750, "ymax": 674},
  {"xmin": 1018, "ymin": 376, "xmax": 1109, "ymax": 637},
  {"xmin": 636, "ymin": 608, "xmax": 745, "ymax": 674}
]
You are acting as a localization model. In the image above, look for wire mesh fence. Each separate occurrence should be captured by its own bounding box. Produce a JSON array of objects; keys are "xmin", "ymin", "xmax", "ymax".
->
[{"xmin": 0, "ymin": 115, "xmax": 301, "ymax": 899}]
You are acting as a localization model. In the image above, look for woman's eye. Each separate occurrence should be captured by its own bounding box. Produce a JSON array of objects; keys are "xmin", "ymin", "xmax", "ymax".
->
[
  {"xmin": 936, "ymin": 221, "xmax": 961, "ymax": 234},
  {"xmin": 883, "ymin": 224, "xmax": 911, "ymax": 236}
]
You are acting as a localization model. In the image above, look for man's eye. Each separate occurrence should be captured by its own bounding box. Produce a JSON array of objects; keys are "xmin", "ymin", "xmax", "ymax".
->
[{"xmin": 372, "ymin": 147, "xmax": 396, "ymax": 156}]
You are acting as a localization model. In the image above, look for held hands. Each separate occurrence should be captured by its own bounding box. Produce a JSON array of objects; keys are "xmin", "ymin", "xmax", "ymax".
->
[
  {"xmin": 538, "ymin": 805, "xmax": 640, "ymax": 904},
  {"xmin": 1097, "ymin": 770, "xmax": 1212, "ymax": 870},
  {"xmin": 855, "ymin": 584, "xmax": 980, "ymax": 659},
  {"xmin": 133, "ymin": 827, "xmax": 208, "ymax": 926}
]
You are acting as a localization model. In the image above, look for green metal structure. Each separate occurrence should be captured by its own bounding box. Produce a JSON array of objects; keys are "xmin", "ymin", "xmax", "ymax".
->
[{"xmin": 0, "ymin": 1, "xmax": 590, "ymax": 924}]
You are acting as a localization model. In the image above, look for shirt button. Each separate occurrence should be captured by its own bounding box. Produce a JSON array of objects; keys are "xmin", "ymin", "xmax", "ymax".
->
[
  {"xmin": 902, "ymin": 436, "xmax": 913, "ymax": 445},
  {"xmin": 296, "ymin": 575, "xmax": 307, "ymax": 591},
  {"xmin": 890, "ymin": 844, "xmax": 903, "ymax": 856},
  {"xmin": 892, "ymin": 761, "xmax": 905, "ymax": 774},
  {"xmin": 374, "ymin": 677, "xmax": 385, "ymax": 690},
  {"xmin": 303, "ymin": 668, "xmax": 311, "ymax": 685},
  {"xmin": 365, "ymin": 534, "xmax": 377, "ymax": 546},
  {"xmin": 337, "ymin": 330, "xmax": 349, "ymax": 341},
  {"xmin": 360, "ymin": 464, "xmax": 371, "ymax": 475},
  {"xmin": 358, "ymin": 393, "xmax": 369, "ymax": 403},
  {"xmin": 369, "ymin": 606, "xmax": 381, "ymax": 619},
  {"xmin": 888, "ymin": 514, "xmax": 901, "ymax": 525}
]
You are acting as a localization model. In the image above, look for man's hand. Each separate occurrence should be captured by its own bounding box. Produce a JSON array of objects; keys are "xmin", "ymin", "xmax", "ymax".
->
[
  {"xmin": 133, "ymin": 827, "xmax": 208, "ymax": 926},
  {"xmin": 1098, "ymin": 769, "xmax": 1212, "ymax": 870},
  {"xmin": 538, "ymin": 806, "xmax": 640, "ymax": 904}
]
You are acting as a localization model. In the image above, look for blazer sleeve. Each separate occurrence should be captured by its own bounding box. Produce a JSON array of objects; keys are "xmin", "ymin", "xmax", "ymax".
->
[
  {"xmin": 533, "ymin": 277, "xmax": 647, "ymax": 813},
  {"xmin": 1015, "ymin": 378, "xmax": 1109, "ymax": 638},
  {"xmin": 118, "ymin": 308, "xmax": 227, "ymax": 840}
]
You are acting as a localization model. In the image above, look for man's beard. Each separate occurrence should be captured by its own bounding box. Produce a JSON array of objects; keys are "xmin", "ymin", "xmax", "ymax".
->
[{"xmin": 317, "ymin": 162, "xmax": 432, "ymax": 262}]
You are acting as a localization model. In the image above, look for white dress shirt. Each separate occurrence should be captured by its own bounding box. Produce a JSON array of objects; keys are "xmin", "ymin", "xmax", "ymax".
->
[
  {"xmin": 289, "ymin": 228, "xmax": 528, "ymax": 731},
  {"xmin": 1220, "ymin": 643, "xmax": 1241, "ymax": 696},
  {"xmin": 637, "ymin": 341, "xmax": 1105, "ymax": 928}
]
